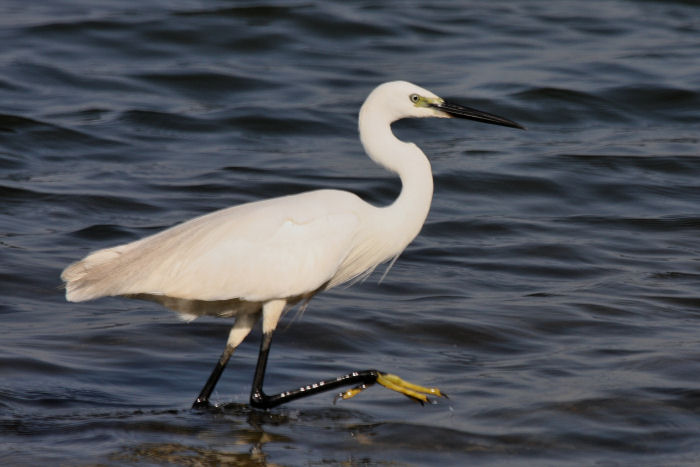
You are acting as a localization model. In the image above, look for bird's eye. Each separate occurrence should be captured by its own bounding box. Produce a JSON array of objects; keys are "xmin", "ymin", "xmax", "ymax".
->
[{"xmin": 410, "ymin": 94, "xmax": 420, "ymax": 103}]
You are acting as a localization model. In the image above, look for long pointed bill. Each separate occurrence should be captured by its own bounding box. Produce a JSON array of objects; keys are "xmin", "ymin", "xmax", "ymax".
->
[{"xmin": 432, "ymin": 101, "xmax": 524, "ymax": 130}]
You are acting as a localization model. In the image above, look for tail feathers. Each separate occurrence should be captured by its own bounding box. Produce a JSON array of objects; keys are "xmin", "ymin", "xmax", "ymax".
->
[{"xmin": 61, "ymin": 248, "xmax": 124, "ymax": 302}]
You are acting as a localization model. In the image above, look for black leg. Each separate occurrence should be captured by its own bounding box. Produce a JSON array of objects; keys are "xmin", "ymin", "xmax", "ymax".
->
[
  {"xmin": 248, "ymin": 329, "xmax": 383, "ymax": 409},
  {"xmin": 195, "ymin": 326, "xmax": 445, "ymax": 409},
  {"xmin": 249, "ymin": 331, "xmax": 274, "ymax": 408},
  {"xmin": 251, "ymin": 368, "xmax": 382, "ymax": 409},
  {"xmin": 192, "ymin": 345, "xmax": 235, "ymax": 408}
]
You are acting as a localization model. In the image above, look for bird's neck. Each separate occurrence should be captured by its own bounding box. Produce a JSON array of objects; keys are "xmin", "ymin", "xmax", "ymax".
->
[{"xmin": 359, "ymin": 113, "xmax": 434, "ymax": 251}]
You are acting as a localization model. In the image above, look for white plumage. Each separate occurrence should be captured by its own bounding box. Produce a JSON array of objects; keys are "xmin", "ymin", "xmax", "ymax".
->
[
  {"xmin": 63, "ymin": 81, "xmax": 438, "ymax": 321},
  {"xmin": 62, "ymin": 81, "xmax": 522, "ymax": 407}
]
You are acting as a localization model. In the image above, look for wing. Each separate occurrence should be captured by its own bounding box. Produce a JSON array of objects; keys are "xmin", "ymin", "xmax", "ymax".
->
[{"xmin": 62, "ymin": 189, "xmax": 366, "ymax": 303}]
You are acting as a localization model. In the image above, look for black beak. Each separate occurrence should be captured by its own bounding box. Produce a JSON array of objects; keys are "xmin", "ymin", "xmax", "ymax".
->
[{"xmin": 432, "ymin": 101, "xmax": 524, "ymax": 130}]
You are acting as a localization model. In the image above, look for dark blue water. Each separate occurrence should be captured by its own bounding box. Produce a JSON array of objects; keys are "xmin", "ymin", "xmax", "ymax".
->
[{"xmin": 2, "ymin": 0, "xmax": 700, "ymax": 465}]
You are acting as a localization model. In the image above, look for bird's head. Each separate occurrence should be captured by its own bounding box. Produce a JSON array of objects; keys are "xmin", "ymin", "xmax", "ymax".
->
[{"xmin": 363, "ymin": 80, "xmax": 524, "ymax": 129}]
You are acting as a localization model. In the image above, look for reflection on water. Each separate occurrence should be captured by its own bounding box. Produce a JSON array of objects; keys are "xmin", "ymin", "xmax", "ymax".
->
[{"xmin": 110, "ymin": 407, "xmax": 291, "ymax": 467}]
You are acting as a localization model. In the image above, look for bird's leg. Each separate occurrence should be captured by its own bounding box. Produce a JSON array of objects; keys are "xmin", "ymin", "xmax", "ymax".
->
[
  {"xmin": 193, "ymin": 345, "xmax": 234, "ymax": 408},
  {"xmin": 192, "ymin": 313, "xmax": 258, "ymax": 408},
  {"xmin": 247, "ymin": 299, "xmax": 446, "ymax": 408},
  {"xmin": 246, "ymin": 328, "xmax": 380, "ymax": 409},
  {"xmin": 249, "ymin": 330, "xmax": 274, "ymax": 408},
  {"xmin": 247, "ymin": 329, "xmax": 445, "ymax": 408},
  {"xmin": 249, "ymin": 364, "xmax": 446, "ymax": 408}
]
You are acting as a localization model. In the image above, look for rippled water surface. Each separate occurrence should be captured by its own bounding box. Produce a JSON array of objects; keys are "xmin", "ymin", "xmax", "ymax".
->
[{"xmin": 2, "ymin": 0, "xmax": 700, "ymax": 465}]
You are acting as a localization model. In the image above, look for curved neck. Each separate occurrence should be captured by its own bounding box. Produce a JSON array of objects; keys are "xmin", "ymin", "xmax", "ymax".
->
[{"xmin": 358, "ymin": 107, "xmax": 434, "ymax": 251}]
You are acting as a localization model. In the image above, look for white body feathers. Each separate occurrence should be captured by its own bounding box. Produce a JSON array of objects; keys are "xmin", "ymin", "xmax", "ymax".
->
[{"xmin": 62, "ymin": 81, "xmax": 438, "ymax": 326}]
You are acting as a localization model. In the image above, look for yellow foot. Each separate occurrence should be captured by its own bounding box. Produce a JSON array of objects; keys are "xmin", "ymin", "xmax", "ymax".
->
[
  {"xmin": 334, "ymin": 373, "xmax": 447, "ymax": 405},
  {"xmin": 376, "ymin": 373, "xmax": 447, "ymax": 405},
  {"xmin": 334, "ymin": 384, "xmax": 370, "ymax": 404}
]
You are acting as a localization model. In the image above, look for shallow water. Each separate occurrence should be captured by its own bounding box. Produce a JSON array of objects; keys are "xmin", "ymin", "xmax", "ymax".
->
[{"xmin": 1, "ymin": 0, "xmax": 700, "ymax": 465}]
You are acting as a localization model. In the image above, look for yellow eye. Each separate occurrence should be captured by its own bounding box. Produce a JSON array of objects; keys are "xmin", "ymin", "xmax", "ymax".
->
[{"xmin": 410, "ymin": 94, "xmax": 420, "ymax": 103}]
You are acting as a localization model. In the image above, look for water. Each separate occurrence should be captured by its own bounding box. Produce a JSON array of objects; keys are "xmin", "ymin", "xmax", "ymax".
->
[{"xmin": 1, "ymin": 0, "xmax": 699, "ymax": 465}]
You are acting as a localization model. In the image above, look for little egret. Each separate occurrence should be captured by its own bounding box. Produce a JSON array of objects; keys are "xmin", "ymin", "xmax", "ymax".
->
[{"xmin": 62, "ymin": 81, "xmax": 523, "ymax": 409}]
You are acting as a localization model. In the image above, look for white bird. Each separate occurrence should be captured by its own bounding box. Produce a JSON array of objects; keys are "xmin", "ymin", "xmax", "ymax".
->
[{"xmin": 62, "ymin": 81, "xmax": 523, "ymax": 408}]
